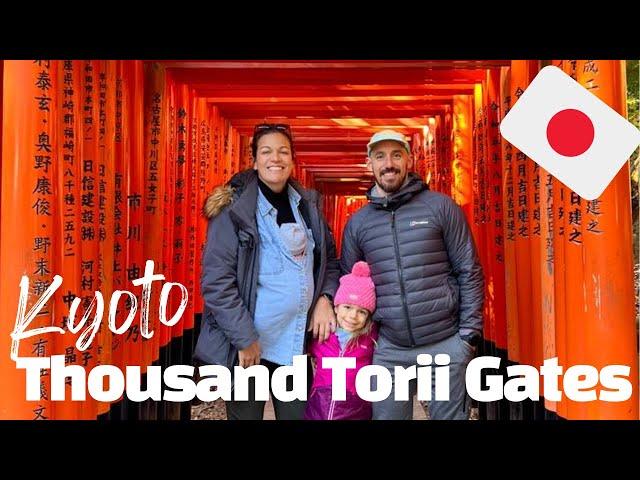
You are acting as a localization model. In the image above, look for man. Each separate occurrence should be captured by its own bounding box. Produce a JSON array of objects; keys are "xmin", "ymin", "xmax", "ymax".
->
[{"xmin": 340, "ymin": 129, "xmax": 484, "ymax": 420}]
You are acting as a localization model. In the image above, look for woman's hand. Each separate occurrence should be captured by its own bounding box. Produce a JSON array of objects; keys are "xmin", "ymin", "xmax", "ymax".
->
[
  {"xmin": 308, "ymin": 295, "xmax": 337, "ymax": 342},
  {"xmin": 238, "ymin": 340, "xmax": 261, "ymax": 368}
]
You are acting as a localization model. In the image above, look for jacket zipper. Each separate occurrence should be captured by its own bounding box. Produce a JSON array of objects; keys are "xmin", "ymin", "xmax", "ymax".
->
[
  {"xmin": 247, "ymin": 236, "xmax": 257, "ymax": 314},
  {"xmin": 327, "ymin": 347, "xmax": 345, "ymax": 420},
  {"xmin": 241, "ymin": 232, "xmax": 255, "ymax": 309},
  {"xmin": 391, "ymin": 210, "xmax": 416, "ymax": 347},
  {"xmin": 232, "ymin": 232, "xmax": 256, "ymax": 368}
]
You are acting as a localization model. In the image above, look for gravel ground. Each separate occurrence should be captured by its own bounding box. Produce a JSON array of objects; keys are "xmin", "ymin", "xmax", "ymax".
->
[{"xmin": 191, "ymin": 399, "xmax": 227, "ymax": 420}]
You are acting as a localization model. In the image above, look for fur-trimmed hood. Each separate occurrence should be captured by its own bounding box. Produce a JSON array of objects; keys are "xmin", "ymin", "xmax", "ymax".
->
[
  {"xmin": 203, "ymin": 184, "xmax": 234, "ymax": 219},
  {"xmin": 203, "ymin": 169, "xmax": 256, "ymax": 219}
]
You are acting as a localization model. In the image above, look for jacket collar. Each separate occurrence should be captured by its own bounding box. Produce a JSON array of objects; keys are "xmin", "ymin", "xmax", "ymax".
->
[{"xmin": 366, "ymin": 172, "xmax": 428, "ymax": 210}]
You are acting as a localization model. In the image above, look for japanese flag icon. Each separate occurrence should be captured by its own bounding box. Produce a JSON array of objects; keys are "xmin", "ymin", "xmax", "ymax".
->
[{"xmin": 499, "ymin": 65, "xmax": 640, "ymax": 200}]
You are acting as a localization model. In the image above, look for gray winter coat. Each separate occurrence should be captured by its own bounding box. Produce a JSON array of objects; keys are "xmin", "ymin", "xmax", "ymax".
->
[
  {"xmin": 194, "ymin": 169, "xmax": 340, "ymax": 368},
  {"xmin": 340, "ymin": 173, "xmax": 484, "ymax": 348}
]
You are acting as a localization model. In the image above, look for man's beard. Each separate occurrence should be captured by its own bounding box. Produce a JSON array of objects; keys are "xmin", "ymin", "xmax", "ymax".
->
[{"xmin": 375, "ymin": 168, "xmax": 406, "ymax": 194}]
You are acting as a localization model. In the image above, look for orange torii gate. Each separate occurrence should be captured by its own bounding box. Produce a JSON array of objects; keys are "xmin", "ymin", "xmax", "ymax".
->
[{"xmin": 1, "ymin": 59, "xmax": 637, "ymax": 420}]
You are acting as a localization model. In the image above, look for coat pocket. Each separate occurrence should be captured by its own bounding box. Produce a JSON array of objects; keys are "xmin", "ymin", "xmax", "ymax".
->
[
  {"xmin": 446, "ymin": 277, "xmax": 459, "ymax": 315},
  {"xmin": 193, "ymin": 312, "xmax": 231, "ymax": 367}
]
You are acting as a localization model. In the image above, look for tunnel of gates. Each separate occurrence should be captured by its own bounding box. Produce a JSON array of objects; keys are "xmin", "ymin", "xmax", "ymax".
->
[{"xmin": 0, "ymin": 60, "xmax": 637, "ymax": 420}]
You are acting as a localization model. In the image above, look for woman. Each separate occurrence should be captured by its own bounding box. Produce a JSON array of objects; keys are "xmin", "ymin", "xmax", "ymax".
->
[{"xmin": 194, "ymin": 123, "xmax": 340, "ymax": 420}]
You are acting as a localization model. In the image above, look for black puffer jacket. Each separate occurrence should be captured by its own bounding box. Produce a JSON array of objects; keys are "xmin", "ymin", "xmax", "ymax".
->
[
  {"xmin": 340, "ymin": 173, "xmax": 484, "ymax": 347},
  {"xmin": 194, "ymin": 169, "xmax": 340, "ymax": 368}
]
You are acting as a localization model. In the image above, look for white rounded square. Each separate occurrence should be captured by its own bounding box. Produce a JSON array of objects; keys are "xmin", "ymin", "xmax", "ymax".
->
[{"xmin": 499, "ymin": 65, "xmax": 640, "ymax": 200}]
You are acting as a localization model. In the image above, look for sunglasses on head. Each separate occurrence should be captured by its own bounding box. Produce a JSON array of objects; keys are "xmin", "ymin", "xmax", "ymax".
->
[{"xmin": 253, "ymin": 123, "xmax": 292, "ymax": 136}]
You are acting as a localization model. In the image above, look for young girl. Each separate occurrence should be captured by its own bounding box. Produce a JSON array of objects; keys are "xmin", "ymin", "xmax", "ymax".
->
[{"xmin": 304, "ymin": 261, "xmax": 378, "ymax": 420}]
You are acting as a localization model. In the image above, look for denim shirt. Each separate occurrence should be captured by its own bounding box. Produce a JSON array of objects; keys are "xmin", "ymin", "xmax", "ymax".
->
[{"xmin": 253, "ymin": 185, "xmax": 315, "ymax": 366}]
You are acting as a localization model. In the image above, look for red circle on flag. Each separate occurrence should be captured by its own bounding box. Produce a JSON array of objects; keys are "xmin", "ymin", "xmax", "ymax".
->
[{"xmin": 546, "ymin": 109, "xmax": 595, "ymax": 157}]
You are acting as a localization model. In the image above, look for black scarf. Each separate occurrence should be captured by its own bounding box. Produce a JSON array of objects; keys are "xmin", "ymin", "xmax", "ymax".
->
[{"xmin": 257, "ymin": 177, "xmax": 295, "ymax": 226}]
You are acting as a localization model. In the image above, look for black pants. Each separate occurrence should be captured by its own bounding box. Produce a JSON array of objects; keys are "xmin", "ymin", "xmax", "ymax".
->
[{"xmin": 225, "ymin": 358, "xmax": 313, "ymax": 420}]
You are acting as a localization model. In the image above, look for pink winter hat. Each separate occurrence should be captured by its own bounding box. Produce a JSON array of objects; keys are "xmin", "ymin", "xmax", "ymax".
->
[{"xmin": 334, "ymin": 261, "xmax": 376, "ymax": 313}]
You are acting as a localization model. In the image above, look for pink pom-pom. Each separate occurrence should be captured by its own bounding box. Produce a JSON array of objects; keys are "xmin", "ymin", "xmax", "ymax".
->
[{"xmin": 352, "ymin": 261, "xmax": 370, "ymax": 277}]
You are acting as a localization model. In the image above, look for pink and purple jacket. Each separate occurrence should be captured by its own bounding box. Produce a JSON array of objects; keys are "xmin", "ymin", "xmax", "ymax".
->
[{"xmin": 304, "ymin": 324, "xmax": 378, "ymax": 420}]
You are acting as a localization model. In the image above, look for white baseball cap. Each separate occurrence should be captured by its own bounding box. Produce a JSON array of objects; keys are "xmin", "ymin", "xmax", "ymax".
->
[{"xmin": 367, "ymin": 130, "xmax": 411, "ymax": 157}]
